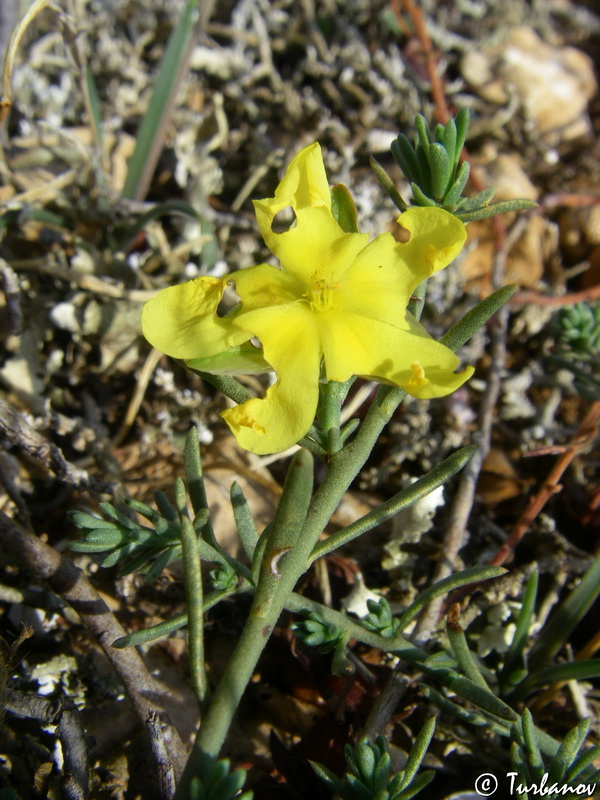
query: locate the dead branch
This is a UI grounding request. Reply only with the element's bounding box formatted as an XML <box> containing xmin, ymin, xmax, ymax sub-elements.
<box><xmin>0</xmin><ymin>511</ymin><xmax>188</xmax><ymax>794</ymax></box>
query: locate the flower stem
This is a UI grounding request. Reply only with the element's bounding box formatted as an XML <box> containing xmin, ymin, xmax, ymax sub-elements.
<box><xmin>319</xmin><ymin>380</ymin><xmax>344</xmax><ymax>455</ymax></box>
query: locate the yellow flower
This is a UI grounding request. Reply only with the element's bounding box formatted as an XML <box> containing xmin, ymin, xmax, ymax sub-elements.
<box><xmin>142</xmin><ymin>143</ymin><xmax>473</xmax><ymax>455</ymax></box>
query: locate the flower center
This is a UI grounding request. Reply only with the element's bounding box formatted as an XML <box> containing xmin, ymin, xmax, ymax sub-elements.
<box><xmin>305</xmin><ymin>275</ymin><xmax>339</xmax><ymax>312</ymax></box>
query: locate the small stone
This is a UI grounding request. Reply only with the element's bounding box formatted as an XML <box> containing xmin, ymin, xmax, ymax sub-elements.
<box><xmin>462</xmin><ymin>26</ymin><xmax>597</xmax><ymax>144</ymax></box>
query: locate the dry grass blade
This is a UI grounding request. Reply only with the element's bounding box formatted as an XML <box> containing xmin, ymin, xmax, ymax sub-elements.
<box><xmin>1</xmin><ymin>0</ymin><xmax>58</xmax><ymax>132</ymax></box>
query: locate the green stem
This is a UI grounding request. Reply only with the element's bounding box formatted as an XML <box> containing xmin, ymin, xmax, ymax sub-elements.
<box><xmin>319</xmin><ymin>380</ymin><xmax>343</xmax><ymax>455</ymax></box>
<box><xmin>176</xmin><ymin>451</ymin><xmax>315</xmax><ymax>792</ymax></box>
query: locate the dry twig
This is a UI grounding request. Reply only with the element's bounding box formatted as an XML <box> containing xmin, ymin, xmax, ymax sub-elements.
<box><xmin>0</xmin><ymin>511</ymin><xmax>188</xmax><ymax>794</ymax></box>
<box><xmin>489</xmin><ymin>400</ymin><xmax>600</xmax><ymax>567</ymax></box>
<box><xmin>0</xmin><ymin>398</ymin><xmax>110</xmax><ymax>493</ymax></box>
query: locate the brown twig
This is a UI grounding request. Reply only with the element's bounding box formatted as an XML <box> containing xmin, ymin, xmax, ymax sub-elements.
<box><xmin>0</xmin><ymin>398</ymin><xmax>111</xmax><ymax>494</ymax></box>
<box><xmin>542</xmin><ymin>193</ymin><xmax>600</xmax><ymax>209</ymax></box>
<box><xmin>393</xmin><ymin>0</ymin><xmax>449</xmax><ymax>124</ymax></box>
<box><xmin>489</xmin><ymin>401</ymin><xmax>600</xmax><ymax>567</ymax></box>
<box><xmin>511</xmin><ymin>284</ymin><xmax>600</xmax><ymax>308</ymax></box>
<box><xmin>5</xmin><ymin>689</ymin><xmax>90</xmax><ymax>800</ymax></box>
<box><xmin>0</xmin><ymin>511</ymin><xmax>187</xmax><ymax>793</ymax></box>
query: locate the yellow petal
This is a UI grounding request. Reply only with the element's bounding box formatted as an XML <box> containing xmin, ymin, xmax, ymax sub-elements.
<box><xmin>320</xmin><ymin>309</ymin><xmax>473</xmax><ymax>398</ymax></box>
<box><xmin>394</xmin><ymin>206</ymin><xmax>467</xmax><ymax>293</ymax></box>
<box><xmin>253</xmin><ymin>142</ymin><xmax>331</xmax><ymax>247</ymax></box>
<box><xmin>141</xmin><ymin>276</ymin><xmax>250</xmax><ymax>359</ymax></box>
<box><xmin>257</xmin><ymin>206</ymin><xmax>369</xmax><ymax>284</ymax></box>
<box><xmin>336</xmin><ymin>231</ymin><xmax>414</xmax><ymax>327</ymax></box>
<box><xmin>221</xmin><ymin>305</ymin><xmax>321</xmax><ymax>454</ymax></box>
<box><xmin>232</xmin><ymin>263</ymin><xmax>304</xmax><ymax>311</ymax></box>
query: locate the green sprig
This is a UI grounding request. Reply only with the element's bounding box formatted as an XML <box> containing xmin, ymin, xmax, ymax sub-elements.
<box><xmin>377</xmin><ymin>108</ymin><xmax>536</xmax><ymax>221</ymax></box>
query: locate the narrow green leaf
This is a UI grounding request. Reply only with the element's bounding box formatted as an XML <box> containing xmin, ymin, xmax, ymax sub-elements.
<box><xmin>548</xmin><ymin>718</ymin><xmax>590</xmax><ymax>786</ymax></box>
<box><xmin>391</xmin><ymin>134</ymin><xmax>421</xmax><ymax>183</ymax></box>
<box><xmin>115</xmin><ymin>199</ymin><xmax>199</xmax><ymax>251</ymax></box>
<box><xmin>192</xmin><ymin>507</ymin><xmax>210</xmax><ymax>532</ymax></box>
<box><xmin>112</xmin><ymin>587</ymin><xmax>242</xmax><ymax>648</ymax></box>
<box><xmin>456</xmin><ymin>187</ymin><xmax>496</xmax><ymax>212</ymax></box>
<box><xmin>230</xmin><ymin>481</ymin><xmax>259</xmax><ymax>560</ymax></box>
<box><xmin>215</xmin><ymin>771</ymin><xmax>247</xmax><ymax>799</ymax></box>
<box><xmin>530</xmin><ymin>553</ymin><xmax>600</xmax><ymax>671</ymax></box>
<box><xmin>250</xmin><ymin>528</ymin><xmax>268</xmax><ymax>586</ymax></box>
<box><xmin>13</xmin><ymin>207</ymin><xmax>67</xmax><ymax>229</ymax></box>
<box><xmin>447</xmin><ymin>623</ymin><xmax>490</xmax><ymax>690</ymax></box>
<box><xmin>421</xmin><ymin>685</ymin><xmax>510</xmax><ymax>734</ymax></box>
<box><xmin>186</xmin><ymin>344</ymin><xmax>270</xmax><ymax>377</ymax></box>
<box><xmin>203</xmin><ymin>758</ymin><xmax>229</xmax><ymax>794</ymax></box>
<box><xmin>69</xmin><ymin>511</ymin><xmax>120</xmax><ymax>531</ymax></box>
<box><xmin>309</xmin><ymin>761</ymin><xmax>345</xmax><ymax>794</ymax></box>
<box><xmin>396</xmin><ymin>717</ymin><xmax>436</xmax><ymax>792</ymax></box>
<box><xmin>310</xmin><ymin>445</ymin><xmax>478</xmax><ymax>563</ymax></box>
<box><xmin>331</xmin><ymin>183</ymin><xmax>360</xmax><ymax>233</ymax></box>
<box><xmin>414</xmin><ymin>137</ymin><xmax>432</xmax><ymax>195</ymax></box>
<box><xmin>179</xmin><ymin>509</ymin><xmax>206</xmax><ymax>701</ymax></box>
<box><xmin>184</xmin><ymin>426</ymin><xmax>208</xmax><ymax>516</ymax></box>
<box><xmin>395</xmin><ymin>770</ymin><xmax>435</xmax><ymax>800</ymax></box>
<box><xmin>444</xmin><ymin>675</ymin><xmax>518</xmax><ymax>721</ymax></box>
<box><xmin>113</xmin><ymin>612</ymin><xmax>188</xmax><ymax>648</ymax></box>
<box><xmin>501</xmin><ymin>570</ymin><xmax>538</xmax><ymax>686</ymax></box>
<box><xmin>78</xmin><ymin>529</ymin><xmax>126</xmax><ymax>547</ymax></box>
<box><xmin>410</xmin><ymin>182</ymin><xmax>437</xmax><ymax>207</ymax></box>
<box><xmin>565</xmin><ymin>745</ymin><xmax>600</xmax><ymax>783</ymax></box>
<box><xmin>174</xmin><ymin>477</ymin><xmax>188</xmax><ymax>517</ymax></box>
<box><xmin>68</xmin><ymin>540</ymin><xmax>120</xmax><ymax>554</ymax></box>
<box><xmin>124</xmin><ymin>497</ymin><xmax>158</xmax><ymax>520</ymax></box>
<box><xmin>440</xmin><ymin>284</ymin><xmax>517</xmax><ymax>353</ymax></box>
<box><xmin>344</xmin><ymin>743</ymin><xmax>360</xmax><ymax>777</ymax></box>
<box><xmin>261</xmin><ymin>451</ymin><xmax>313</xmax><ymax>558</ymax></box>
<box><xmin>456</xmin><ymin>198</ymin><xmax>536</xmax><ymax>222</ymax></box>
<box><xmin>356</xmin><ymin>739</ymin><xmax>376</xmax><ymax>784</ymax></box>
<box><xmin>145</xmin><ymin>546</ymin><xmax>182</xmax><ymax>582</ymax></box>
<box><xmin>101</xmin><ymin>549</ymin><xmax>126</xmax><ymax>569</ymax></box>
<box><xmin>442</xmin><ymin>118</ymin><xmax>457</xmax><ymax>166</ymax></box>
<box><xmin>428</xmin><ymin>142</ymin><xmax>452</xmax><ymax>202</ymax></box>
<box><xmin>117</xmin><ymin>547</ymin><xmax>156</xmax><ymax>576</ymax></box>
<box><xmin>454</xmin><ymin>108</ymin><xmax>470</xmax><ymax>171</ymax></box>
<box><xmin>99</xmin><ymin>502</ymin><xmax>138</xmax><ymax>529</ymax></box>
<box><xmin>192</xmin><ymin>371</ymin><xmax>254</xmax><ymax>405</ymax></box>
<box><xmin>515</xmin><ymin>659</ymin><xmax>600</xmax><ymax>699</ymax></box>
<box><xmin>442</xmin><ymin>160</ymin><xmax>470</xmax><ymax>208</ymax></box>
<box><xmin>340</xmin><ymin>418</ymin><xmax>360</xmax><ymax>445</ymax></box>
<box><xmin>372</xmin><ymin>749</ymin><xmax>391</xmax><ymax>792</ymax></box>
<box><xmin>345</xmin><ymin>774</ymin><xmax>372</xmax><ymax>800</ymax></box>
<box><xmin>154</xmin><ymin>489</ymin><xmax>178</xmax><ymax>522</ymax></box>
<box><xmin>121</xmin><ymin>0</ymin><xmax>201</xmax><ymax>200</ymax></box>
<box><xmin>396</xmin><ymin>566</ymin><xmax>506</xmax><ymax>633</ymax></box>
<box><xmin>521</xmin><ymin>709</ymin><xmax>544</xmax><ymax>781</ymax></box>
<box><xmin>415</xmin><ymin>115</ymin><xmax>431</xmax><ymax>148</ymax></box>
<box><xmin>510</xmin><ymin>740</ymin><xmax>530</xmax><ymax>800</ymax></box>
<box><xmin>369</xmin><ymin>156</ymin><xmax>408</xmax><ymax>213</ymax></box>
